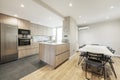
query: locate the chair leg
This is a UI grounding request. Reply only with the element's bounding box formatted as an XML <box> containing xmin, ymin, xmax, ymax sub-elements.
<box><xmin>78</xmin><ymin>56</ymin><xmax>83</xmax><ymax>65</ymax></box>
<box><xmin>78</xmin><ymin>56</ymin><xmax>81</xmax><ymax>65</ymax></box>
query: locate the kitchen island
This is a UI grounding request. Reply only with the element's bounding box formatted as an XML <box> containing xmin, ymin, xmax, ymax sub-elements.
<box><xmin>39</xmin><ymin>42</ymin><xmax>70</xmax><ymax>68</ymax></box>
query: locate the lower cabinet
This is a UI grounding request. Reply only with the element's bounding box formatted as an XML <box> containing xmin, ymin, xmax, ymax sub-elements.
<box><xmin>18</xmin><ymin>44</ymin><xmax>39</xmax><ymax>58</ymax></box>
<box><xmin>39</xmin><ymin>43</ymin><xmax>70</xmax><ymax>68</ymax></box>
<box><xmin>55</xmin><ymin>51</ymin><xmax>70</xmax><ymax>66</ymax></box>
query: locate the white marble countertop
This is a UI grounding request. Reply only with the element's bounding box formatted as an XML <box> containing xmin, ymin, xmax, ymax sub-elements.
<box><xmin>38</xmin><ymin>42</ymin><xmax>67</xmax><ymax>45</ymax></box>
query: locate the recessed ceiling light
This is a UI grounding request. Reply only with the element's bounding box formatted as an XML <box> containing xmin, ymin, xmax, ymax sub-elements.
<box><xmin>106</xmin><ymin>16</ymin><xmax>110</xmax><ymax>19</ymax></box>
<box><xmin>20</xmin><ymin>4</ymin><xmax>24</xmax><ymax>8</ymax></box>
<box><xmin>14</xmin><ymin>14</ymin><xmax>18</xmax><ymax>17</ymax></box>
<box><xmin>110</xmin><ymin>6</ymin><xmax>114</xmax><ymax>9</ymax></box>
<box><xmin>49</xmin><ymin>17</ymin><xmax>52</xmax><ymax>20</ymax></box>
<box><xmin>79</xmin><ymin>16</ymin><xmax>82</xmax><ymax>18</ymax></box>
<box><xmin>83</xmin><ymin>21</ymin><xmax>86</xmax><ymax>23</ymax></box>
<box><xmin>69</xmin><ymin>3</ymin><xmax>72</xmax><ymax>7</ymax></box>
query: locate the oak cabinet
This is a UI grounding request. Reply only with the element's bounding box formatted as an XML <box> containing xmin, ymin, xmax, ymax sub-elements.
<box><xmin>18</xmin><ymin>19</ymin><xmax>31</xmax><ymax>30</ymax></box>
<box><xmin>55</xmin><ymin>51</ymin><xmax>70</xmax><ymax>66</ymax></box>
<box><xmin>0</xmin><ymin>13</ymin><xmax>31</xmax><ymax>30</ymax></box>
<box><xmin>31</xmin><ymin>23</ymin><xmax>53</xmax><ymax>36</ymax></box>
<box><xmin>0</xmin><ymin>13</ymin><xmax>18</xmax><ymax>26</ymax></box>
<box><xmin>31</xmin><ymin>24</ymin><xmax>42</xmax><ymax>35</ymax></box>
<box><xmin>39</xmin><ymin>43</ymin><xmax>70</xmax><ymax>68</ymax></box>
<box><xmin>44</xmin><ymin>28</ymin><xmax>53</xmax><ymax>36</ymax></box>
<box><xmin>55</xmin><ymin>44</ymin><xmax>69</xmax><ymax>55</ymax></box>
<box><xmin>18</xmin><ymin>43</ymin><xmax>39</xmax><ymax>58</ymax></box>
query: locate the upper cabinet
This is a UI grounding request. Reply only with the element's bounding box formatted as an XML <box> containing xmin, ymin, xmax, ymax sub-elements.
<box><xmin>31</xmin><ymin>23</ymin><xmax>53</xmax><ymax>36</ymax></box>
<box><xmin>44</xmin><ymin>27</ymin><xmax>53</xmax><ymax>36</ymax></box>
<box><xmin>0</xmin><ymin>13</ymin><xmax>18</xmax><ymax>26</ymax></box>
<box><xmin>0</xmin><ymin>13</ymin><xmax>31</xmax><ymax>30</ymax></box>
<box><xmin>31</xmin><ymin>24</ymin><xmax>42</xmax><ymax>35</ymax></box>
<box><xmin>17</xmin><ymin>19</ymin><xmax>31</xmax><ymax>30</ymax></box>
<box><xmin>0</xmin><ymin>13</ymin><xmax>53</xmax><ymax>36</ymax></box>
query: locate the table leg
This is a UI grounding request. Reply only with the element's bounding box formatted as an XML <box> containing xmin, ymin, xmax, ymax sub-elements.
<box><xmin>109</xmin><ymin>61</ymin><xmax>117</xmax><ymax>78</ymax></box>
<box><xmin>103</xmin><ymin>66</ymin><xmax>107</xmax><ymax>80</ymax></box>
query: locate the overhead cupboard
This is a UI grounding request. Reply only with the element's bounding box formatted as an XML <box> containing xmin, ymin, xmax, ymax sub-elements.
<box><xmin>30</xmin><ymin>23</ymin><xmax>53</xmax><ymax>36</ymax></box>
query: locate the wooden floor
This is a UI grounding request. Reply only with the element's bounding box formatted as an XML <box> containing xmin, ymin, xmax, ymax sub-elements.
<box><xmin>20</xmin><ymin>52</ymin><xmax>120</xmax><ymax>80</ymax></box>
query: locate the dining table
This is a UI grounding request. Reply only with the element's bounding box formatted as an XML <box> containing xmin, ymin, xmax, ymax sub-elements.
<box><xmin>79</xmin><ymin>45</ymin><xmax>117</xmax><ymax>56</ymax></box>
<box><xmin>79</xmin><ymin>44</ymin><xmax>118</xmax><ymax>78</ymax></box>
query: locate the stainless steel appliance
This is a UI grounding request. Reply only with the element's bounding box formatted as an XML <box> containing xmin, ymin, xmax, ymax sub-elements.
<box><xmin>0</xmin><ymin>23</ymin><xmax>18</xmax><ymax>64</ymax></box>
<box><xmin>18</xmin><ymin>29</ymin><xmax>31</xmax><ymax>46</ymax></box>
<box><xmin>18</xmin><ymin>29</ymin><xmax>30</xmax><ymax>35</ymax></box>
<box><xmin>18</xmin><ymin>38</ymin><xmax>31</xmax><ymax>46</ymax></box>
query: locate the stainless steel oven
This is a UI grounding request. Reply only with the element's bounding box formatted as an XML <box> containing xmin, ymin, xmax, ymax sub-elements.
<box><xmin>18</xmin><ymin>29</ymin><xmax>31</xmax><ymax>46</ymax></box>
<box><xmin>18</xmin><ymin>29</ymin><xmax>30</xmax><ymax>35</ymax></box>
<box><xmin>18</xmin><ymin>38</ymin><xmax>31</xmax><ymax>46</ymax></box>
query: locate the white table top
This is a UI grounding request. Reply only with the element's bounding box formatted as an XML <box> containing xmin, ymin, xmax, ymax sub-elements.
<box><xmin>79</xmin><ymin>45</ymin><xmax>114</xmax><ymax>56</ymax></box>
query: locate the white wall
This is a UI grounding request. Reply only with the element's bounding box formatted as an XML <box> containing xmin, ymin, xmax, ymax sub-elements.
<box><xmin>78</xmin><ymin>19</ymin><xmax>120</xmax><ymax>54</ymax></box>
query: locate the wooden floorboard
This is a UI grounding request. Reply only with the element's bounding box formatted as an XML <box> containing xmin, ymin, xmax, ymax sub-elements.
<box><xmin>20</xmin><ymin>52</ymin><xmax>119</xmax><ymax>80</ymax></box>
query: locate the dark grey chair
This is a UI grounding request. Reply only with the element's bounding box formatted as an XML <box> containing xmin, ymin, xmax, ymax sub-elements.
<box><xmin>79</xmin><ymin>44</ymin><xmax>86</xmax><ymax>49</ymax></box>
<box><xmin>107</xmin><ymin>47</ymin><xmax>115</xmax><ymax>54</ymax></box>
<box><xmin>84</xmin><ymin>52</ymin><xmax>108</xmax><ymax>80</ymax></box>
<box><xmin>78</xmin><ymin>52</ymin><xmax>87</xmax><ymax>65</ymax></box>
<box><xmin>78</xmin><ymin>44</ymin><xmax>86</xmax><ymax>65</ymax></box>
<box><xmin>91</xmin><ymin>44</ymin><xmax>100</xmax><ymax>45</ymax></box>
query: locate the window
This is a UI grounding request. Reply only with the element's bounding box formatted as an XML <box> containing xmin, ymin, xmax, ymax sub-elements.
<box><xmin>56</xmin><ymin>28</ymin><xmax>62</xmax><ymax>42</ymax></box>
<box><xmin>52</xmin><ymin>27</ymin><xmax>62</xmax><ymax>42</ymax></box>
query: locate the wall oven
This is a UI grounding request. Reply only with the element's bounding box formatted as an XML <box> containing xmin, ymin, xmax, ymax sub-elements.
<box><xmin>18</xmin><ymin>29</ymin><xmax>30</xmax><ymax>35</ymax></box>
<box><xmin>18</xmin><ymin>29</ymin><xmax>31</xmax><ymax>46</ymax></box>
<box><xmin>18</xmin><ymin>38</ymin><xmax>31</xmax><ymax>46</ymax></box>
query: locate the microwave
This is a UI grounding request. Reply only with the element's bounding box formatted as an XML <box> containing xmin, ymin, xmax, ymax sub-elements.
<box><xmin>18</xmin><ymin>29</ymin><xmax>30</xmax><ymax>35</ymax></box>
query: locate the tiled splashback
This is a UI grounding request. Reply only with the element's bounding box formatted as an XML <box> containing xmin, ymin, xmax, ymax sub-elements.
<box><xmin>32</xmin><ymin>35</ymin><xmax>51</xmax><ymax>42</ymax></box>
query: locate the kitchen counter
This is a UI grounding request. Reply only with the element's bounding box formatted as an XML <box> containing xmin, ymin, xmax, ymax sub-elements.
<box><xmin>38</xmin><ymin>42</ymin><xmax>66</xmax><ymax>45</ymax></box>
<box><xmin>39</xmin><ymin>42</ymin><xmax>70</xmax><ymax>68</ymax></box>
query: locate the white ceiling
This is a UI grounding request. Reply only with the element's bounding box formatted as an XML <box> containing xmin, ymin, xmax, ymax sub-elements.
<box><xmin>41</xmin><ymin>0</ymin><xmax>120</xmax><ymax>26</ymax></box>
<box><xmin>1</xmin><ymin>0</ymin><xmax>120</xmax><ymax>27</ymax></box>
<box><xmin>0</xmin><ymin>0</ymin><xmax>63</xmax><ymax>27</ymax></box>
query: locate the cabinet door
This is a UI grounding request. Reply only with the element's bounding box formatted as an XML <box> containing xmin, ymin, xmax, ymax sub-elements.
<box><xmin>0</xmin><ymin>13</ymin><xmax>18</xmax><ymax>26</ymax></box>
<box><xmin>43</xmin><ymin>27</ymin><xmax>53</xmax><ymax>36</ymax></box>
<box><xmin>18</xmin><ymin>49</ymin><xmax>26</xmax><ymax>58</ymax></box>
<box><xmin>18</xmin><ymin>45</ymin><xmax>39</xmax><ymax>58</ymax></box>
<box><xmin>47</xmin><ymin>28</ymin><xmax>53</xmax><ymax>36</ymax></box>
<box><xmin>39</xmin><ymin>44</ymin><xmax>45</xmax><ymax>60</ymax></box>
<box><xmin>38</xmin><ymin>26</ymin><xmax>44</xmax><ymax>35</ymax></box>
<box><xmin>30</xmin><ymin>24</ymin><xmax>35</xmax><ymax>35</ymax></box>
<box><xmin>56</xmin><ymin>44</ymin><xmax>70</xmax><ymax>55</ymax></box>
<box><xmin>55</xmin><ymin>51</ymin><xmax>69</xmax><ymax>66</ymax></box>
<box><xmin>18</xmin><ymin>19</ymin><xmax>31</xmax><ymax>30</ymax></box>
<box><xmin>31</xmin><ymin>47</ymin><xmax>39</xmax><ymax>54</ymax></box>
<box><xmin>31</xmin><ymin>24</ymin><xmax>43</xmax><ymax>35</ymax></box>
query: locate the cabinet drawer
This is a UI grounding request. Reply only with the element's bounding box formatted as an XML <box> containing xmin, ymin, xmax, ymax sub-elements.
<box><xmin>55</xmin><ymin>44</ymin><xmax>69</xmax><ymax>55</ymax></box>
<box><xmin>18</xmin><ymin>49</ymin><xmax>26</xmax><ymax>58</ymax></box>
<box><xmin>31</xmin><ymin>47</ymin><xmax>39</xmax><ymax>54</ymax></box>
<box><xmin>18</xmin><ymin>46</ymin><xmax>31</xmax><ymax>50</ymax></box>
<box><xmin>55</xmin><ymin>51</ymin><xmax>70</xmax><ymax>66</ymax></box>
<box><xmin>18</xmin><ymin>47</ymin><xmax>39</xmax><ymax>58</ymax></box>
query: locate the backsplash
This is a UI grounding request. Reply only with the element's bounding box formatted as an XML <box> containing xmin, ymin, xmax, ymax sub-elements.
<box><xmin>32</xmin><ymin>35</ymin><xmax>52</xmax><ymax>42</ymax></box>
